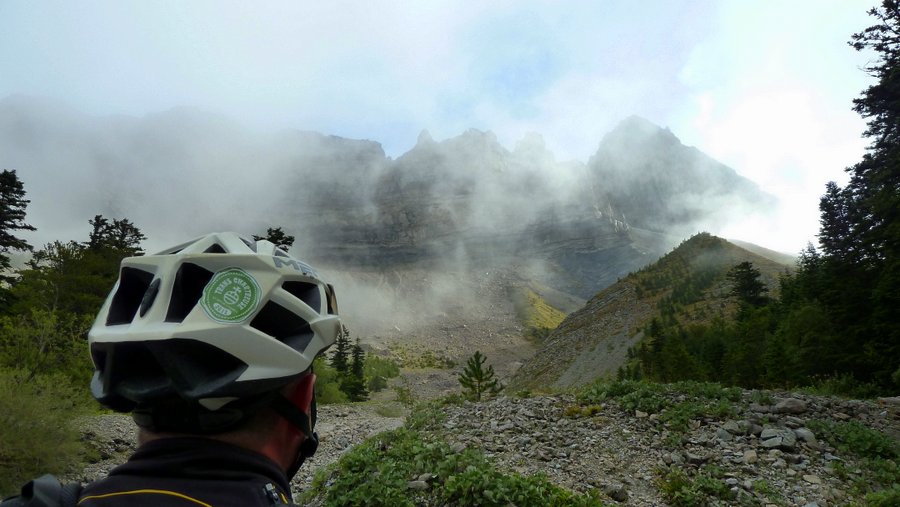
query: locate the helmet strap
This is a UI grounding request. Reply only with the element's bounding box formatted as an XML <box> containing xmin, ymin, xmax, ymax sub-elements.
<box><xmin>269</xmin><ymin>373</ymin><xmax>318</xmax><ymax>480</ymax></box>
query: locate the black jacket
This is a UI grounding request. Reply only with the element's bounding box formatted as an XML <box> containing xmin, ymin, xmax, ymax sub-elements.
<box><xmin>77</xmin><ymin>437</ymin><xmax>296</xmax><ymax>506</ymax></box>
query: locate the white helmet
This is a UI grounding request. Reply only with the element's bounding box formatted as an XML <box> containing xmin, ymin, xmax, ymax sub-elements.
<box><xmin>88</xmin><ymin>232</ymin><xmax>341</xmax><ymax>431</ymax></box>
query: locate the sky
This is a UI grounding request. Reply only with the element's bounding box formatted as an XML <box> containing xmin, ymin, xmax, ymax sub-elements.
<box><xmin>0</xmin><ymin>0</ymin><xmax>878</xmax><ymax>254</ymax></box>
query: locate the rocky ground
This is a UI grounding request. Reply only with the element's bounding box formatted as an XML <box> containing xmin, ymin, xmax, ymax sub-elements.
<box><xmin>64</xmin><ymin>404</ymin><xmax>405</xmax><ymax>496</ymax></box>
<box><xmin>68</xmin><ymin>388</ymin><xmax>899</xmax><ymax>506</ymax></box>
<box><xmin>428</xmin><ymin>392</ymin><xmax>900</xmax><ymax>506</ymax></box>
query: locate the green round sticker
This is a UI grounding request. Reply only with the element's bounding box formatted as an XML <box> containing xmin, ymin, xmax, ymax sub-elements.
<box><xmin>200</xmin><ymin>268</ymin><xmax>261</xmax><ymax>323</ymax></box>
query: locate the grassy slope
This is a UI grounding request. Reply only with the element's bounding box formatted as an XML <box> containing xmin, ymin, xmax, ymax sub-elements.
<box><xmin>509</xmin><ymin>233</ymin><xmax>793</xmax><ymax>391</ymax></box>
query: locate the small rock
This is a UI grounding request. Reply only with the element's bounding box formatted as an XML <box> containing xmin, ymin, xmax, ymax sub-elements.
<box><xmin>803</xmin><ymin>474</ymin><xmax>823</xmax><ymax>485</ymax></box>
<box><xmin>417</xmin><ymin>473</ymin><xmax>433</xmax><ymax>482</ymax></box>
<box><xmin>774</xmin><ymin>398</ymin><xmax>808</xmax><ymax>414</ymax></box>
<box><xmin>716</xmin><ymin>428</ymin><xmax>733</xmax><ymax>441</ymax></box>
<box><xmin>749</xmin><ymin>403</ymin><xmax>771</xmax><ymax>413</ymax></box>
<box><xmin>743</xmin><ymin>450</ymin><xmax>758</xmax><ymax>464</ymax></box>
<box><xmin>602</xmin><ymin>483</ymin><xmax>628</xmax><ymax>502</ymax></box>
<box><xmin>407</xmin><ymin>480</ymin><xmax>429</xmax><ymax>491</ymax></box>
<box><xmin>686</xmin><ymin>452</ymin><xmax>708</xmax><ymax>464</ymax></box>
<box><xmin>635</xmin><ymin>410</ymin><xmax>648</xmax><ymax>418</ymax></box>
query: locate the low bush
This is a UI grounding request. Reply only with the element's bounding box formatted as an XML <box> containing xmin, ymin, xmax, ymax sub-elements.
<box><xmin>301</xmin><ymin>424</ymin><xmax>607</xmax><ymax>507</ymax></box>
<box><xmin>0</xmin><ymin>368</ymin><xmax>93</xmax><ymax>496</ymax></box>
<box><xmin>806</xmin><ymin>419</ymin><xmax>897</xmax><ymax>460</ymax></box>
<box><xmin>658</xmin><ymin>466</ymin><xmax>733</xmax><ymax>507</ymax></box>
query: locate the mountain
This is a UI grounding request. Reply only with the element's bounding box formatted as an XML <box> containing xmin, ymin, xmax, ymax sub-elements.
<box><xmin>588</xmin><ymin>116</ymin><xmax>774</xmax><ymax>235</ymax></box>
<box><xmin>0</xmin><ymin>95</ymin><xmax>775</xmax><ymax>344</ymax></box>
<box><xmin>510</xmin><ymin>233</ymin><xmax>793</xmax><ymax>390</ymax></box>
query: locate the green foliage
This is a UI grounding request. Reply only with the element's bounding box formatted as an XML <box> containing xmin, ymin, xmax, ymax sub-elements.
<box><xmin>301</xmin><ymin>417</ymin><xmax>606</xmax><ymax>507</ymax></box>
<box><xmin>579</xmin><ymin>380</ymin><xmax>740</xmax><ymax>433</ymax></box>
<box><xmin>0</xmin><ymin>169</ymin><xmax>35</xmax><ymax>284</ymax></box>
<box><xmin>658</xmin><ymin>466</ymin><xmax>733</xmax><ymax>507</ymax></box>
<box><xmin>458</xmin><ymin>351</ymin><xmax>502</xmax><ymax>401</ymax></box>
<box><xmin>364</xmin><ymin>354</ymin><xmax>400</xmax><ymax>392</ymax></box>
<box><xmin>252</xmin><ymin>226</ymin><xmax>295</xmax><ymax>248</ymax></box>
<box><xmin>866</xmin><ymin>484</ymin><xmax>900</xmax><ymax>506</ymax></box>
<box><xmin>392</xmin><ymin>378</ymin><xmax>417</xmax><ymax>408</ymax></box>
<box><xmin>799</xmin><ymin>374</ymin><xmax>884</xmax><ymax>399</ymax></box>
<box><xmin>330</xmin><ymin>326</ymin><xmax>351</xmax><ymax>374</ymax></box>
<box><xmin>86</xmin><ymin>215</ymin><xmax>146</xmax><ymax>256</ymax></box>
<box><xmin>563</xmin><ymin>404</ymin><xmax>602</xmax><ymax>418</ymax></box>
<box><xmin>514</xmin><ymin>288</ymin><xmax>566</xmax><ymax>341</ymax></box>
<box><xmin>0</xmin><ymin>309</ymin><xmax>93</xmax><ymax>386</ymax></box>
<box><xmin>340</xmin><ymin>338</ymin><xmax>369</xmax><ymax>402</ymax></box>
<box><xmin>388</xmin><ymin>344</ymin><xmax>456</xmax><ymax>369</ymax></box>
<box><xmin>0</xmin><ymin>368</ymin><xmax>93</xmax><ymax>496</ymax></box>
<box><xmin>325</xmin><ymin>328</ymin><xmax>372</xmax><ymax>402</ymax></box>
<box><xmin>313</xmin><ymin>357</ymin><xmax>348</xmax><ymax>404</ymax></box>
<box><xmin>727</xmin><ymin>261</ymin><xmax>769</xmax><ymax>309</ymax></box>
<box><xmin>806</xmin><ymin>419</ymin><xmax>897</xmax><ymax>460</ymax></box>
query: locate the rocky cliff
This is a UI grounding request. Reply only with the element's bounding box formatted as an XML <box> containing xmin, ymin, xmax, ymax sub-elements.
<box><xmin>1</xmin><ymin>96</ymin><xmax>773</xmax><ymax>299</ymax></box>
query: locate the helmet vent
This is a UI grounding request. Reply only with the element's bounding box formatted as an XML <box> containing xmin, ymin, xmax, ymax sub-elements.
<box><xmin>148</xmin><ymin>339</ymin><xmax>248</xmax><ymax>398</ymax></box>
<box><xmin>241</xmin><ymin>237</ymin><xmax>257</xmax><ymax>251</ymax></box>
<box><xmin>107</xmin><ymin>268</ymin><xmax>155</xmax><ymax>325</ymax></box>
<box><xmin>282</xmin><ymin>281</ymin><xmax>321</xmax><ymax>312</ymax></box>
<box><xmin>250</xmin><ymin>302</ymin><xmax>314</xmax><ymax>352</ymax></box>
<box><xmin>325</xmin><ymin>284</ymin><xmax>338</xmax><ymax>315</ymax></box>
<box><xmin>166</xmin><ymin>263</ymin><xmax>214</xmax><ymax>323</ymax></box>
<box><xmin>139</xmin><ymin>278</ymin><xmax>162</xmax><ymax>317</ymax></box>
<box><xmin>204</xmin><ymin>244</ymin><xmax>226</xmax><ymax>254</ymax></box>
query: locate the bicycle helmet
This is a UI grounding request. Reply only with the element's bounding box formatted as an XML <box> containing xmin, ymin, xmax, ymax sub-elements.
<box><xmin>88</xmin><ymin>231</ymin><xmax>341</xmax><ymax>433</ymax></box>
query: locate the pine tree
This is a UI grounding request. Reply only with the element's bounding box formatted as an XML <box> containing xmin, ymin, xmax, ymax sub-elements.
<box><xmin>87</xmin><ymin>215</ymin><xmax>146</xmax><ymax>256</ymax></box>
<box><xmin>341</xmin><ymin>338</ymin><xmax>369</xmax><ymax>402</ymax></box>
<box><xmin>458</xmin><ymin>351</ymin><xmax>502</xmax><ymax>401</ymax></box>
<box><xmin>253</xmin><ymin>227</ymin><xmax>295</xmax><ymax>248</ymax></box>
<box><xmin>330</xmin><ymin>325</ymin><xmax>351</xmax><ymax>375</ymax></box>
<box><xmin>0</xmin><ymin>170</ymin><xmax>36</xmax><ymax>282</ymax></box>
<box><xmin>727</xmin><ymin>262</ymin><xmax>768</xmax><ymax>309</ymax></box>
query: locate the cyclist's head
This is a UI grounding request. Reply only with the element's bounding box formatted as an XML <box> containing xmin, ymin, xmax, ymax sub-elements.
<box><xmin>87</xmin><ymin>231</ymin><xmax>340</xmax><ymax>440</ymax></box>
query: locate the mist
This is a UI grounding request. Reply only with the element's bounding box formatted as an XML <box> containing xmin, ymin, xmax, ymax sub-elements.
<box><xmin>0</xmin><ymin>96</ymin><xmax>779</xmax><ymax>342</ymax></box>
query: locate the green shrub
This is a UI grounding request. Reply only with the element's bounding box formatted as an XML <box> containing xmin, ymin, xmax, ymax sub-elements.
<box><xmin>579</xmin><ymin>380</ymin><xmax>740</xmax><ymax>433</ymax></box>
<box><xmin>799</xmin><ymin>374</ymin><xmax>883</xmax><ymax>399</ymax></box>
<box><xmin>0</xmin><ymin>368</ymin><xmax>92</xmax><ymax>496</ymax></box>
<box><xmin>806</xmin><ymin>420</ymin><xmax>897</xmax><ymax>459</ymax></box>
<box><xmin>866</xmin><ymin>484</ymin><xmax>900</xmax><ymax>506</ymax></box>
<box><xmin>365</xmin><ymin>355</ymin><xmax>400</xmax><ymax>392</ymax></box>
<box><xmin>301</xmin><ymin>424</ymin><xmax>606</xmax><ymax>507</ymax></box>
<box><xmin>658</xmin><ymin>466</ymin><xmax>732</xmax><ymax>507</ymax></box>
<box><xmin>314</xmin><ymin>357</ymin><xmax>348</xmax><ymax>404</ymax></box>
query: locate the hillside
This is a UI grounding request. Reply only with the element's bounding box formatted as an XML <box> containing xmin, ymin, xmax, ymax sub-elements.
<box><xmin>510</xmin><ymin>234</ymin><xmax>792</xmax><ymax>391</ymax></box>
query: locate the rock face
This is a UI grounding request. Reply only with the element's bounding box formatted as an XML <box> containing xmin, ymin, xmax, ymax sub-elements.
<box><xmin>1</xmin><ymin>97</ymin><xmax>770</xmax><ymax>299</ymax></box>
<box><xmin>588</xmin><ymin>116</ymin><xmax>773</xmax><ymax>235</ymax></box>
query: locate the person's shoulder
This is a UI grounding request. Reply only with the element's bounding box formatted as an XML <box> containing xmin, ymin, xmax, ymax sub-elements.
<box><xmin>1</xmin><ymin>475</ymin><xmax>82</xmax><ymax>507</ymax></box>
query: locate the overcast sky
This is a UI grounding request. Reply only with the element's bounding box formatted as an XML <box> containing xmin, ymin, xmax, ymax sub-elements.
<box><xmin>0</xmin><ymin>0</ymin><xmax>878</xmax><ymax>254</ymax></box>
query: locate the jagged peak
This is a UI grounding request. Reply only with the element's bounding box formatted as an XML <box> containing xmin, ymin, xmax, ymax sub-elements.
<box><xmin>416</xmin><ymin>129</ymin><xmax>435</xmax><ymax>145</ymax></box>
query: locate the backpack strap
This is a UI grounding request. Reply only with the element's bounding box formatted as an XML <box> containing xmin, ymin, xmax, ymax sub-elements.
<box><xmin>1</xmin><ymin>475</ymin><xmax>82</xmax><ymax>507</ymax></box>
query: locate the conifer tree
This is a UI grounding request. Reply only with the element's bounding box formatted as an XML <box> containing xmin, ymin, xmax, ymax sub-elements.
<box><xmin>341</xmin><ymin>338</ymin><xmax>369</xmax><ymax>402</ymax></box>
<box><xmin>458</xmin><ymin>351</ymin><xmax>502</xmax><ymax>401</ymax></box>
<box><xmin>253</xmin><ymin>227</ymin><xmax>295</xmax><ymax>248</ymax></box>
<box><xmin>330</xmin><ymin>325</ymin><xmax>351</xmax><ymax>375</ymax></box>
<box><xmin>727</xmin><ymin>262</ymin><xmax>768</xmax><ymax>309</ymax></box>
<box><xmin>0</xmin><ymin>170</ymin><xmax>35</xmax><ymax>283</ymax></box>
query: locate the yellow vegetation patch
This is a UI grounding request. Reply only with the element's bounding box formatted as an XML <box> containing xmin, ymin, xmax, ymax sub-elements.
<box><xmin>516</xmin><ymin>288</ymin><xmax>566</xmax><ymax>333</ymax></box>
